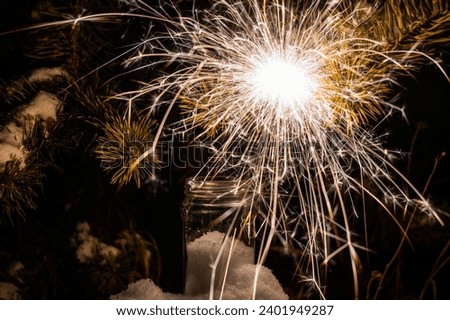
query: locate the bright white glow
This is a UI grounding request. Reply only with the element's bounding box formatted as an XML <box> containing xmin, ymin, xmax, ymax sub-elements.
<box><xmin>246</xmin><ymin>55</ymin><xmax>318</xmax><ymax>111</ymax></box>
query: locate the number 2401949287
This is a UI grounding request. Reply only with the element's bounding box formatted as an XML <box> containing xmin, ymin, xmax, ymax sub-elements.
<box><xmin>259</xmin><ymin>305</ymin><xmax>334</xmax><ymax>316</ymax></box>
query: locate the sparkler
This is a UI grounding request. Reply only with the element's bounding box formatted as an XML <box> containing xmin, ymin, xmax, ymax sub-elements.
<box><xmin>18</xmin><ymin>0</ymin><xmax>445</xmax><ymax>298</ymax></box>
<box><xmin>112</xmin><ymin>0</ymin><xmax>450</xmax><ymax>298</ymax></box>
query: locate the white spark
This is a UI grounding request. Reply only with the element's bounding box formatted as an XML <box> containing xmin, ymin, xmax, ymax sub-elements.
<box><xmin>245</xmin><ymin>53</ymin><xmax>319</xmax><ymax>114</ymax></box>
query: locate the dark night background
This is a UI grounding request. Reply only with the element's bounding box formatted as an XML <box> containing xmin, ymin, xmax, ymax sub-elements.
<box><xmin>0</xmin><ymin>0</ymin><xmax>449</xmax><ymax>299</ymax></box>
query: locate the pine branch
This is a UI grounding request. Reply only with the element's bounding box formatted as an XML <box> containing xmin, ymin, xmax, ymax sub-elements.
<box><xmin>0</xmin><ymin>159</ymin><xmax>43</xmax><ymax>223</ymax></box>
<box><xmin>25</xmin><ymin>0</ymin><xmax>130</xmax><ymax>76</ymax></box>
<box><xmin>371</xmin><ymin>0</ymin><xmax>450</xmax><ymax>53</ymax></box>
<box><xmin>95</xmin><ymin>113</ymin><xmax>159</xmax><ymax>189</ymax></box>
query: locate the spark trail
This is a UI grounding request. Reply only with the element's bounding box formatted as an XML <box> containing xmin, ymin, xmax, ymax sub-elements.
<box><xmin>114</xmin><ymin>0</ymin><xmax>449</xmax><ymax>298</ymax></box>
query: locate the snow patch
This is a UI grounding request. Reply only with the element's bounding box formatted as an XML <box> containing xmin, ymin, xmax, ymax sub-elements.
<box><xmin>28</xmin><ymin>67</ymin><xmax>66</xmax><ymax>83</ymax></box>
<box><xmin>111</xmin><ymin>231</ymin><xmax>288</xmax><ymax>300</ymax></box>
<box><xmin>7</xmin><ymin>261</ymin><xmax>25</xmax><ymax>284</ymax></box>
<box><xmin>19</xmin><ymin>91</ymin><xmax>59</xmax><ymax>120</ymax></box>
<box><xmin>0</xmin><ymin>282</ymin><xmax>21</xmax><ymax>300</ymax></box>
<box><xmin>72</xmin><ymin>222</ymin><xmax>121</xmax><ymax>263</ymax></box>
<box><xmin>0</xmin><ymin>89</ymin><xmax>60</xmax><ymax>171</ymax></box>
